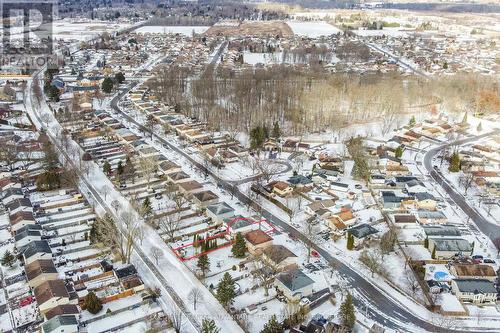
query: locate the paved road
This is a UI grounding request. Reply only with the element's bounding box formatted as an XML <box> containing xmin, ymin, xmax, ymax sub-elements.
<box><xmin>111</xmin><ymin>85</ymin><xmax>498</xmax><ymax>333</ymax></box>
<box><xmin>423</xmin><ymin>130</ymin><xmax>500</xmax><ymax>243</ymax></box>
<box><xmin>26</xmin><ymin>72</ymin><xmax>203</xmax><ymax>333</ymax></box>
<box><xmin>367</xmin><ymin>43</ymin><xmax>429</xmax><ymax>78</ymax></box>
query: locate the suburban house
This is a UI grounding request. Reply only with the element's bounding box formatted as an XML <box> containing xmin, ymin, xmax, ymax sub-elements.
<box><xmin>206</xmin><ymin>202</ymin><xmax>235</xmax><ymax>224</ymax></box>
<box><xmin>305</xmin><ymin>199</ymin><xmax>336</xmax><ymax>216</ymax></box>
<box><xmin>381</xmin><ymin>192</ymin><xmax>404</xmax><ymax>210</ymax></box>
<box><xmin>1</xmin><ymin>187</ymin><xmax>24</xmax><ymax>205</ymax></box>
<box><xmin>288</xmin><ymin>175</ymin><xmax>313</xmax><ymax>188</ymax></box>
<box><xmin>450</xmin><ymin>264</ymin><xmax>497</xmax><ymax>282</ymax></box>
<box><xmin>405</xmin><ymin>180</ymin><xmax>427</xmax><ymax>193</ymax></box>
<box><xmin>370</xmin><ymin>174</ymin><xmax>386</xmax><ymax>185</ymax></box>
<box><xmin>418</xmin><ymin>210</ymin><xmax>448</xmax><ymax>224</ymax></box>
<box><xmin>34</xmin><ymin>279</ymin><xmax>72</xmax><ymax>314</ymax></box>
<box><xmin>191</xmin><ymin>190</ymin><xmax>219</xmax><ymax>208</ymax></box>
<box><xmin>167</xmin><ymin>171</ymin><xmax>191</xmax><ymax>184</ymax></box>
<box><xmin>451</xmin><ymin>279</ymin><xmax>497</xmax><ymax>304</ymax></box>
<box><xmin>385</xmin><ymin>165</ymin><xmax>411</xmax><ymax>176</ymax></box>
<box><xmin>415</xmin><ymin>193</ymin><xmax>438</xmax><ymax>211</ymax></box>
<box><xmin>393</xmin><ymin>214</ymin><xmax>417</xmax><ymax>228</ymax></box>
<box><xmin>178</xmin><ymin>180</ymin><xmax>204</xmax><ymax>194</ymax></box>
<box><xmin>23</xmin><ymin>240</ymin><xmax>53</xmax><ymax>265</ymax></box>
<box><xmin>330</xmin><ymin>182</ymin><xmax>349</xmax><ymax>192</ymax></box>
<box><xmin>330</xmin><ymin>208</ymin><xmax>355</xmax><ymax>226</ymax></box>
<box><xmin>423</xmin><ymin>225</ymin><xmax>461</xmax><ymax>238</ymax></box>
<box><xmin>275</xmin><ymin>268</ymin><xmax>314</xmax><ymax>301</ymax></box>
<box><xmin>158</xmin><ymin>160</ymin><xmax>182</xmax><ymax>175</ymax></box>
<box><xmin>44</xmin><ymin>304</ymin><xmax>80</xmax><ymax>321</ymax></box>
<box><xmin>25</xmin><ymin>259</ymin><xmax>59</xmax><ymax>288</ymax></box>
<box><xmin>347</xmin><ymin>224</ymin><xmax>379</xmax><ymax>247</ymax></box>
<box><xmin>262</xmin><ymin>245</ymin><xmax>298</xmax><ymax>271</ymax></box>
<box><xmin>15</xmin><ymin>228</ymin><xmax>42</xmax><ymax>250</ymax></box>
<box><xmin>6</xmin><ymin>198</ymin><xmax>32</xmax><ymax>215</ymax></box>
<box><xmin>269</xmin><ymin>181</ymin><xmax>293</xmax><ymax>197</ymax></box>
<box><xmin>427</xmin><ymin>238</ymin><xmax>473</xmax><ymax>259</ymax></box>
<box><xmin>244</xmin><ymin>229</ymin><xmax>273</xmax><ymax>255</ymax></box>
<box><xmin>10</xmin><ymin>211</ymin><xmax>36</xmax><ymax>233</ymax></box>
<box><xmin>41</xmin><ymin>315</ymin><xmax>78</xmax><ymax>333</ymax></box>
<box><xmin>225</xmin><ymin>216</ymin><xmax>259</xmax><ymax>235</ymax></box>
<box><xmin>326</xmin><ymin>216</ymin><xmax>347</xmax><ymax>233</ymax></box>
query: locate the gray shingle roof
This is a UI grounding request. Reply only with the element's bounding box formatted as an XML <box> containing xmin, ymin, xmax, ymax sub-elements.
<box><xmin>454</xmin><ymin>279</ymin><xmax>496</xmax><ymax>294</ymax></box>
<box><xmin>348</xmin><ymin>224</ymin><xmax>379</xmax><ymax>239</ymax></box>
<box><xmin>23</xmin><ymin>240</ymin><xmax>52</xmax><ymax>259</ymax></box>
<box><xmin>206</xmin><ymin>202</ymin><xmax>234</xmax><ymax>216</ymax></box>
<box><xmin>42</xmin><ymin>315</ymin><xmax>78</xmax><ymax>333</ymax></box>
<box><xmin>276</xmin><ymin>269</ymin><xmax>314</xmax><ymax>292</ymax></box>
<box><xmin>431</xmin><ymin>238</ymin><xmax>472</xmax><ymax>252</ymax></box>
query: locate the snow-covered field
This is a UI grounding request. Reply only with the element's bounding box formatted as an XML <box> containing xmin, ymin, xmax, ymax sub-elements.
<box><xmin>286</xmin><ymin>21</ymin><xmax>341</xmax><ymax>37</ymax></box>
<box><xmin>52</xmin><ymin>20</ymin><xmax>131</xmax><ymax>41</ymax></box>
<box><xmin>353</xmin><ymin>28</ymin><xmax>409</xmax><ymax>37</ymax></box>
<box><xmin>134</xmin><ymin>25</ymin><xmax>210</xmax><ymax>36</ymax></box>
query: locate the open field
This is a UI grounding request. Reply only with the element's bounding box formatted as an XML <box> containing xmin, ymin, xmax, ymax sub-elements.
<box><xmin>204</xmin><ymin>20</ymin><xmax>293</xmax><ymax>37</ymax></box>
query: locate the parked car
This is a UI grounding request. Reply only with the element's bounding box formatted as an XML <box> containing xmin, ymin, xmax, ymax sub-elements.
<box><xmin>299</xmin><ymin>297</ymin><xmax>311</xmax><ymax>306</ymax></box>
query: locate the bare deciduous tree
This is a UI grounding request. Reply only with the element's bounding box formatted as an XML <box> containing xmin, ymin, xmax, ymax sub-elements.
<box><xmin>459</xmin><ymin>173</ymin><xmax>475</xmax><ymax>195</ymax></box>
<box><xmin>404</xmin><ymin>267</ymin><xmax>420</xmax><ymax>297</ymax></box>
<box><xmin>169</xmin><ymin>307</ymin><xmax>185</xmax><ymax>333</ymax></box>
<box><xmin>120</xmin><ymin>211</ymin><xmax>142</xmax><ymax>264</ymax></box>
<box><xmin>151</xmin><ymin>245</ymin><xmax>163</xmax><ymax>265</ymax></box>
<box><xmin>158</xmin><ymin>212</ymin><xmax>182</xmax><ymax>242</ymax></box>
<box><xmin>137</xmin><ymin>155</ymin><xmax>158</xmax><ymax>188</ymax></box>
<box><xmin>111</xmin><ymin>199</ymin><xmax>120</xmax><ymax>212</ymax></box>
<box><xmin>187</xmin><ymin>287</ymin><xmax>204</xmax><ymax>311</ymax></box>
<box><xmin>252</xmin><ymin>254</ymin><xmax>277</xmax><ymax>297</ymax></box>
<box><xmin>359</xmin><ymin>249</ymin><xmax>387</xmax><ymax>278</ymax></box>
<box><xmin>101</xmin><ymin>185</ymin><xmax>110</xmax><ymax>201</ymax></box>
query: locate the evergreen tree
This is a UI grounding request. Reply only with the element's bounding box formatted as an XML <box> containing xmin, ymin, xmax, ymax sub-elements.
<box><xmin>461</xmin><ymin>112</ymin><xmax>468</xmax><ymax>124</ymax></box>
<box><xmin>408</xmin><ymin>115</ymin><xmax>416</xmax><ymax>127</ymax></box>
<box><xmin>431</xmin><ymin>247</ymin><xmax>436</xmax><ymax>259</ymax></box>
<box><xmin>272</xmin><ymin>121</ymin><xmax>281</xmax><ymax>139</ymax></box>
<box><xmin>395</xmin><ymin>146</ymin><xmax>403</xmax><ymax>159</ymax></box>
<box><xmin>1</xmin><ymin>250</ymin><xmax>15</xmax><ymax>267</ymax></box>
<box><xmin>114</xmin><ymin>72</ymin><xmax>125</xmax><ymax>84</ymax></box>
<box><xmin>216</xmin><ymin>272</ymin><xmax>235</xmax><ymax>308</ymax></box>
<box><xmin>339</xmin><ymin>293</ymin><xmax>356</xmax><ymax>328</ymax></box>
<box><xmin>197</xmin><ymin>254</ymin><xmax>210</xmax><ymax>276</ymax></box>
<box><xmin>260</xmin><ymin>315</ymin><xmax>283</xmax><ymax>333</ymax></box>
<box><xmin>201</xmin><ymin>319</ymin><xmax>220</xmax><ymax>333</ymax></box>
<box><xmin>116</xmin><ymin>160</ymin><xmax>124</xmax><ymax>176</ymax></box>
<box><xmin>448</xmin><ymin>152</ymin><xmax>461</xmax><ymax>172</ymax></box>
<box><xmin>347</xmin><ymin>233</ymin><xmax>354</xmax><ymax>250</ymax></box>
<box><xmin>101</xmin><ymin>77</ymin><xmax>114</xmax><ymax>93</ymax></box>
<box><xmin>85</xmin><ymin>291</ymin><xmax>103</xmax><ymax>314</ymax></box>
<box><xmin>103</xmin><ymin>161</ymin><xmax>112</xmax><ymax>175</ymax></box>
<box><xmin>142</xmin><ymin>197</ymin><xmax>152</xmax><ymax>217</ymax></box>
<box><xmin>262</xmin><ymin>124</ymin><xmax>269</xmax><ymax>140</ymax></box>
<box><xmin>477</xmin><ymin>122</ymin><xmax>483</xmax><ymax>132</ymax></box>
<box><xmin>231</xmin><ymin>232</ymin><xmax>247</xmax><ymax>258</ymax></box>
<box><xmin>42</xmin><ymin>141</ymin><xmax>59</xmax><ymax>171</ymax></box>
<box><xmin>47</xmin><ymin>85</ymin><xmax>61</xmax><ymax>102</ymax></box>
<box><xmin>250</xmin><ymin>125</ymin><xmax>266</xmax><ymax>150</ymax></box>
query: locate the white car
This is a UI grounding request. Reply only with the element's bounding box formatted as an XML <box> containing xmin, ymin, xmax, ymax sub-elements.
<box><xmin>299</xmin><ymin>297</ymin><xmax>311</xmax><ymax>306</ymax></box>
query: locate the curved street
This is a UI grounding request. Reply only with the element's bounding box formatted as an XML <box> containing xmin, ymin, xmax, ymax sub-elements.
<box><xmin>422</xmin><ymin>130</ymin><xmax>500</xmax><ymax>242</ymax></box>
<box><xmin>110</xmin><ymin>84</ymin><xmax>496</xmax><ymax>333</ymax></box>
